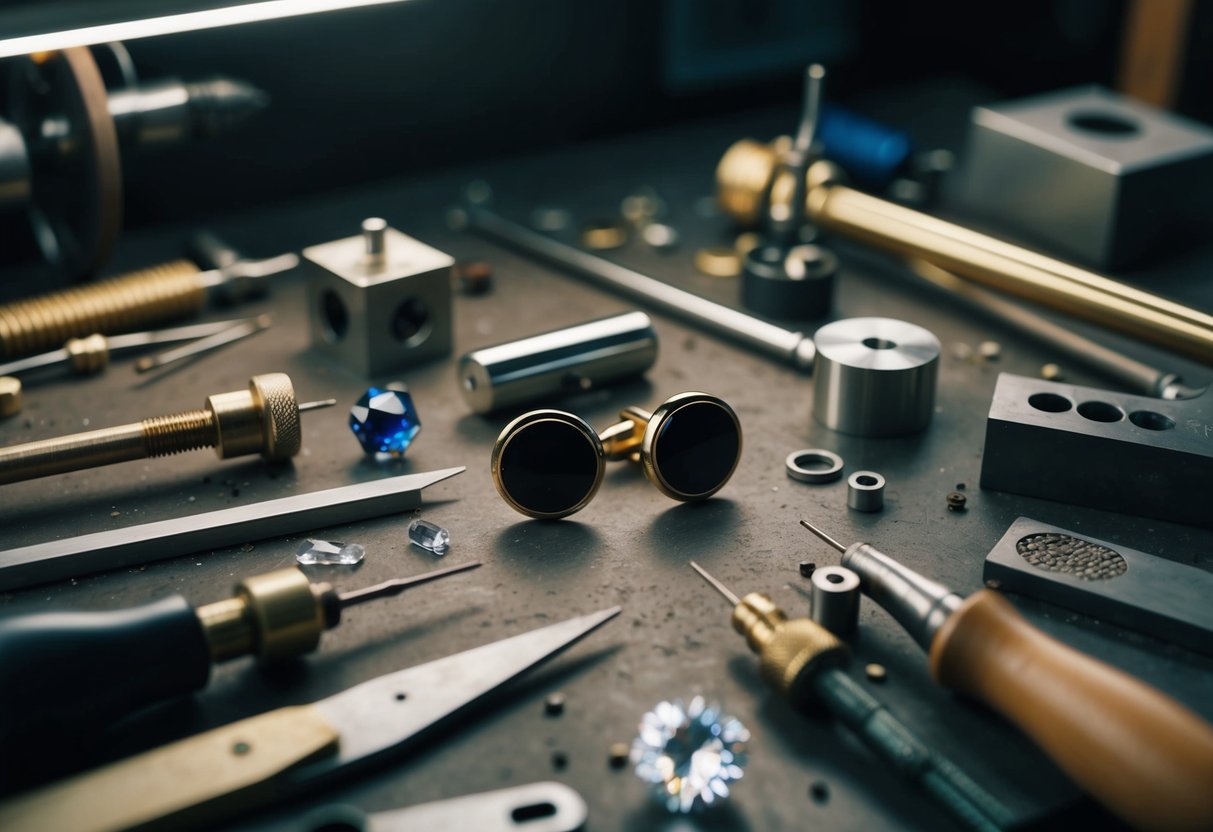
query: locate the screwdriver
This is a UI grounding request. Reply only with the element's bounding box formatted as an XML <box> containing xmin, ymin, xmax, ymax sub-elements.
<box><xmin>0</xmin><ymin>562</ymin><xmax>480</xmax><ymax>754</ymax></box>
<box><xmin>799</xmin><ymin>519</ymin><xmax>1213</xmax><ymax>832</ymax></box>
<box><xmin>690</xmin><ymin>562</ymin><xmax>1014</xmax><ymax>832</ymax></box>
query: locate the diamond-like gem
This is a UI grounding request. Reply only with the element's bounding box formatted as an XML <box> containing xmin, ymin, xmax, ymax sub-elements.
<box><xmin>296</xmin><ymin>538</ymin><xmax>366</xmax><ymax>566</ymax></box>
<box><xmin>408</xmin><ymin>518</ymin><xmax>450</xmax><ymax>555</ymax></box>
<box><xmin>631</xmin><ymin>695</ymin><xmax>749</xmax><ymax>813</ymax></box>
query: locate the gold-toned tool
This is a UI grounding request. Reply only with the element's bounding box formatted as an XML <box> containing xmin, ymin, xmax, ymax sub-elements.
<box><xmin>688</xmin><ymin>562</ymin><xmax>1014</xmax><ymax>832</ymax></box>
<box><xmin>0</xmin><ymin>253</ymin><xmax>297</xmax><ymax>359</ymax></box>
<box><xmin>716</xmin><ymin>117</ymin><xmax>1213</xmax><ymax>366</ymax></box>
<box><xmin>0</xmin><ymin>372</ymin><xmax>334</xmax><ymax>485</ymax></box>
<box><xmin>491</xmin><ymin>392</ymin><xmax>743</xmax><ymax>519</ymax></box>
<box><xmin>800</xmin><ymin>519</ymin><xmax>1213</xmax><ymax>832</ymax></box>
<box><xmin>0</xmin><ymin>562</ymin><xmax>482</xmax><ymax>764</ymax></box>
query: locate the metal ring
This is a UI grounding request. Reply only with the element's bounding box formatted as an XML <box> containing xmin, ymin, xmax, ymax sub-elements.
<box><xmin>786</xmin><ymin>449</ymin><xmax>844</xmax><ymax>483</ymax></box>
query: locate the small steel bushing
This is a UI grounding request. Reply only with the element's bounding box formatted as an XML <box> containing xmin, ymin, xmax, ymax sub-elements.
<box><xmin>847</xmin><ymin>471</ymin><xmax>885</xmax><ymax>512</ymax></box>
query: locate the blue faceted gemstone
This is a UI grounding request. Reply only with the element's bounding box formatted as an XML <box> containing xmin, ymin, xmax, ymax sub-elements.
<box><xmin>349</xmin><ymin>387</ymin><xmax>421</xmax><ymax>457</ymax></box>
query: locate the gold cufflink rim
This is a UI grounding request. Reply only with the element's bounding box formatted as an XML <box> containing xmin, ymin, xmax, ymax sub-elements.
<box><xmin>491</xmin><ymin>409</ymin><xmax>605</xmax><ymax>520</ymax></box>
<box><xmin>640</xmin><ymin>392</ymin><xmax>743</xmax><ymax>502</ymax></box>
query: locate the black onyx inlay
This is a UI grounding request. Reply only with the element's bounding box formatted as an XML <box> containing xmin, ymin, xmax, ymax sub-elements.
<box><xmin>653</xmin><ymin>402</ymin><xmax>739</xmax><ymax>497</ymax></box>
<box><xmin>500</xmin><ymin>419</ymin><xmax>599</xmax><ymax>516</ymax></box>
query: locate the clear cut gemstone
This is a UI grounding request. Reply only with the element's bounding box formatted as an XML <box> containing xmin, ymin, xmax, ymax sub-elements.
<box><xmin>631</xmin><ymin>695</ymin><xmax>749</xmax><ymax>813</ymax></box>
<box><xmin>296</xmin><ymin>538</ymin><xmax>366</xmax><ymax>566</ymax></box>
<box><xmin>408</xmin><ymin>519</ymin><xmax>450</xmax><ymax>555</ymax></box>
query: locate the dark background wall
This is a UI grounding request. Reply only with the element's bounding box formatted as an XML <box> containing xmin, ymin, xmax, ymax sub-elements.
<box><xmin>0</xmin><ymin>0</ymin><xmax>1130</xmax><ymax>227</ymax></box>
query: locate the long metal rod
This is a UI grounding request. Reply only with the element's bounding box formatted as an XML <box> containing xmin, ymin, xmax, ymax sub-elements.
<box><xmin>461</xmin><ymin>204</ymin><xmax>817</xmax><ymax>372</ymax></box>
<box><xmin>905</xmin><ymin>259</ymin><xmax>1202</xmax><ymax>398</ymax></box>
<box><xmin>807</xmin><ymin>173</ymin><xmax>1213</xmax><ymax>365</ymax></box>
<box><xmin>0</xmin><ymin>467</ymin><xmax>464</xmax><ymax>590</ymax></box>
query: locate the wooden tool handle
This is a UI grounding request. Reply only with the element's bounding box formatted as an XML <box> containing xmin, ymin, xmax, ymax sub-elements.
<box><xmin>930</xmin><ymin>590</ymin><xmax>1213</xmax><ymax>832</ymax></box>
<box><xmin>0</xmin><ymin>705</ymin><xmax>338</xmax><ymax>832</ymax></box>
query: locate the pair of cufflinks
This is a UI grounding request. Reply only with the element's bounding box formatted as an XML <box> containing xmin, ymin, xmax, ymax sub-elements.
<box><xmin>491</xmin><ymin>392</ymin><xmax>742</xmax><ymax>519</ymax></box>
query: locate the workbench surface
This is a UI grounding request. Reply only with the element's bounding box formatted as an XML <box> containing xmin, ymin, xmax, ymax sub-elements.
<box><xmin>3</xmin><ymin>83</ymin><xmax>1211</xmax><ymax>830</ymax></box>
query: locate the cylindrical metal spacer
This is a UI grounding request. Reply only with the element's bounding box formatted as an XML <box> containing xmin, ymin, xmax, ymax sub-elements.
<box><xmin>813</xmin><ymin>317</ymin><xmax>940</xmax><ymax>437</ymax></box>
<box><xmin>847</xmin><ymin>471</ymin><xmax>886</xmax><ymax>512</ymax></box>
<box><xmin>458</xmin><ymin>312</ymin><xmax>658</xmax><ymax>415</ymax></box>
<box><xmin>742</xmin><ymin>243</ymin><xmax>837</xmax><ymax>320</ymax></box>
<box><xmin>811</xmin><ymin>565</ymin><xmax>862</xmax><ymax>635</ymax></box>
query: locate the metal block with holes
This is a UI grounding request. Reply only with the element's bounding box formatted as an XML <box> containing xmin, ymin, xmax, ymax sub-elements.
<box><xmin>985</xmin><ymin>517</ymin><xmax>1213</xmax><ymax>654</ymax></box>
<box><xmin>980</xmin><ymin>373</ymin><xmax>1213</xmax><ymax>528</ymax></box>
<box><xmin>956</xmin><ymin>86</ymin><xmax>1213</xmax><ymax>268</ymax></box>
<box><xmin>303</xmin><ymin>219</ymin><xmax>454</xmax><ymax>376</ymax></box>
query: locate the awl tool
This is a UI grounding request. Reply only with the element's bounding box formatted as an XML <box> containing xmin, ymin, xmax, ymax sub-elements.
<box><xmin>0</xmin><ymin>562</ymin><xmax>480</xmax><ymax>761</ymax></box>
<box><xmin>0</xmin><ymin>607</ymin><xmax>620</xmax><ymax>832</ymax></box>
<box><xmin>800</xmin><ymin>519</ymin><xmax>1213</xmax><ymax>832</ymax></box>
<box><xmin>690</xmin><ymin>562</ymin><xmax>1013</xmax><ymax>832</ymax></box>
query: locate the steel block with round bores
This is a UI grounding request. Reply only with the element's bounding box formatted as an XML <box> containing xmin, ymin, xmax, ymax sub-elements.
<box><xmin>304</xmin><ymin>219</ymin><xmax>454</xmax><ymax>376</ymax></box>
<box><xmin>956</xmin><ymin>86</ymin><xmax>1213</xmax><ymax>268</ymax></box>
<box><xmin>980</xmin><ymin>373</ymin><xmax>1213</xmax><ymax>528</ymax></box>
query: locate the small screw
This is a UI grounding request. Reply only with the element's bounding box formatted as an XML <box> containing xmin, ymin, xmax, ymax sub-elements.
<box><xmin>946</xmin><ymin>491</ymin><xmax>968</xmax><ymax>511</ymax></box>
<box><xmin>978</xmin><ymin>340</ymin><xmax>1002</xmax><ymax>361</ymax></box>
<box><xmin>1041</xmin><ymin>363</ymin><xmax>1064</xmax><ymax>381</ymax></box>
<box><xmin>608</xmin><ymin>742</ymin><xmax>630</xmax><ymax>769</ymax></box>
<box><xmin>799</xmin><ymin>561</ymin><xmax>817</xmax><ymax>579</ymax></box>
<box><xmin>544</xmin><ymin>692</ymin><xmax>566</xmax><ymax>716</ymax></box>
<box><xmin>865</xmin><ymin>663</ymin><xmax>888</xmax><ymax>683</ymax></box>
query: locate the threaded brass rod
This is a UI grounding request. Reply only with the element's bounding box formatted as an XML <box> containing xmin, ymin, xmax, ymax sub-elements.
<box><xmin>0</xmin><ymin>373</ymin><xmax>327</xmax><ymax>486</ymax></box>
<box><xmin>0</xmin><ymin>260</ymin><xmax>205</xmax><ymax>358</ymax></box>
<box><xmin>0</xmin><ymin>410</ymin><xmax>219</xmax><ymax>485</ymax></box>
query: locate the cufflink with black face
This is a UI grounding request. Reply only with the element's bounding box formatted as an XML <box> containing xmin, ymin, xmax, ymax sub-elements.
<box><xmin>491</xmin><ymin>392</ymin><xmax>743</xmax><ymax>520</ymax></box>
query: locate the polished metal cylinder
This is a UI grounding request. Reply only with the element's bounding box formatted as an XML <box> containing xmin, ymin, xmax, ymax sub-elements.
<box><xmin>458</xmin><ymin>312</ymin><xmax>658</xmax><ymax>414</ymax></box>
<box><xmin>811</xmin><ymin>565</ymin><xmax>861</xmax><ymax>635</ymax></box>
<box><xmin>812</xmin><ymin>317</ymin><xmax>939</xmax><ymax>436</ymax></box>
<box><xmin>847</xmin><ymin>470</ymin><xmax>886</xmax><ymax>513</ymax></box>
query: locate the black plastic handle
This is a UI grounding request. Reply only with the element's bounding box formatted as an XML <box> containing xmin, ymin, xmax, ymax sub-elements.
<box><xmin>0</xmin><ymin>595</ymin><xmax>211</xmax><ymax>758</ymax></box>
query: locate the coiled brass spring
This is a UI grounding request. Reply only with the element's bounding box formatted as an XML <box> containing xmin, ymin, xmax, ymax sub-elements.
<box><xmin>0</xmin><ymin>260</ymin><xmax>205</xmax><ymax>358</ymax></box>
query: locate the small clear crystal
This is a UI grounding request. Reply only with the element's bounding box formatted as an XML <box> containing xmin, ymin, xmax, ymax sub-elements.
<box><xmin>296</xmin><ymin>538</ymin><xmax>366</xmax><ymax>566</ymax></box>
<box><xmin>408</xmin><ymin>519</ymin><xmax>450</xmax><ymax>555</ymax></box>
<box><xmin>631</xmin><ymin>696</ymin><xmax>749</xmax><ymax>813</ymax></box>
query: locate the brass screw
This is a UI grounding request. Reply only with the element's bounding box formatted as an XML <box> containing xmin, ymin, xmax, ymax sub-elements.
<box><xmin>0</xmin><ymin>373</ymin><xmax>334</xmax><ymax>485</ymax></box>
<box><xmin>946</xmin><ymin>490</ymin><xmax>968</xmax><ymax>511</ymax></box>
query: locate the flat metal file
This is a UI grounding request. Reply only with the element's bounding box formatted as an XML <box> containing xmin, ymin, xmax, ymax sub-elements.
<box><xmin>0</xmin><ymin>607</ymin><xmax>621</xmax><ymax>832</ymax></box>
<box><xmin>984</xmin><ymin>517</ymin><xmax>1213</xmax><ymax>655</ymax></box>
<box><xmin>0</xmin><ymin>467</ymin><xmax>464</xmax><ymax>591</ymax></box>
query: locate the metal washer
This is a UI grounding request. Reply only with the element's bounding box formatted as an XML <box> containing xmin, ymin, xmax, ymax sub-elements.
<box><xmin>786</xmin><ymin>449</ymin><xmax>844</xmax><ymax>483</ymax></box>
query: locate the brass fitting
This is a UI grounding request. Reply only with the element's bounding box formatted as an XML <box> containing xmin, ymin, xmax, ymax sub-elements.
<box><xmin>716</xmin><ymin>139</ymin><xmax>780</xmax><ymax>227</ymax></box>
<box><xmin>731</xmin><ymin>591</ymin><xmax>848</xmax><ymax>704</ymax></box>
<box><xmin>196</xmin><ymin>568</ymin><xmax>335</xmax><ymax>663</ymax></box>
<box><xmin>0</xmin><ymin>372</ymin><xmax>309</xmax><ymax>485</ymax></box>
